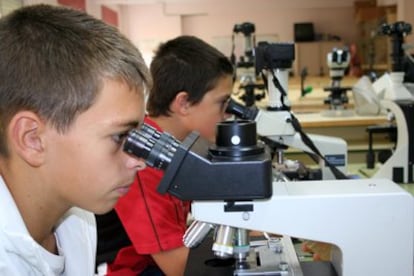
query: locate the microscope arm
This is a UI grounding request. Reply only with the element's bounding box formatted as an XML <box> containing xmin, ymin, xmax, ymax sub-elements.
<box><xmin>191</xmin><ymin>178</ymin><xmax>414</xmax><ymax>276</ymax></box>
<box><xmin>373</xmin><ymin>99</ymin><xmax>412</xmax><ymax>183</ymax></box>
<box><xmin>255</xmin><ymin>109</ymin><xmax>347</xmax><ymax>179</ymax></box>
<box><xmin>255</xmin><ymin>109</ymin><xmax>347</xmax><ymax>155</ymax></box>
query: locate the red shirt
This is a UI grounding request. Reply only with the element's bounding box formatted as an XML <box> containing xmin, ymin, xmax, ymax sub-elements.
<box><xmin>108</xmin><ymin>117</ymin><xmax>191</xmax><ymax>275</ymax></box>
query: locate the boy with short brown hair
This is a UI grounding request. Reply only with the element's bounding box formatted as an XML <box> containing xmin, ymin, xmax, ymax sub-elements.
<box><xmin>0</xmin><ymin>4</ymin><xmax>150</xmax><ymax>275</ymax></box>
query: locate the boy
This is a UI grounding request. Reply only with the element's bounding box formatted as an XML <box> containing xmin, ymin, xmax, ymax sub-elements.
<box><xmin>0</xmin><ymin>4</ymin><xmax>150</xmax><ymax>275</ymax></box>
<box><xmin>102</xmin><ymin>35</ymin><xmax>234</xmax><ymax>275</ymax></box>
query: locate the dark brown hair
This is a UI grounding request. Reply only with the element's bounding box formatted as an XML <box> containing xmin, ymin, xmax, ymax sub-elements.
<box><xmin>147</xmin><ymin>35</ymin><xmax>233</xmax><ymax>117</ymax></box>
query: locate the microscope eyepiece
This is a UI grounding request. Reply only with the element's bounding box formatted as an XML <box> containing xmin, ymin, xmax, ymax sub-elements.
<box><xmin>225</xmin><ymin>98</ymin><xmax>258</xmax><ymax>120</ymax></box>
<box><xmin>123</xmin><ymin>124</ymin><xmax>179</xmax><ymax>170</ymax></box>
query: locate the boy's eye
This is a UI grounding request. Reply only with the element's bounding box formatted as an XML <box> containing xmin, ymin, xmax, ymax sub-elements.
<box><xmin>112</xmin><ymin>131</ymin><xmax>129</xmax><ymax>145</ymax></box>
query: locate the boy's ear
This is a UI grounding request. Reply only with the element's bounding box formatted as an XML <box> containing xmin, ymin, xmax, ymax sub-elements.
<box><xmin>171</xmin><ymin>91</ymin><xmax>191</xmax><ymax>115</ymax></box>
<box><xmin>9</xmin><ymin>111</ymin><xmax>46</xmax><ymax>167</ymax></box>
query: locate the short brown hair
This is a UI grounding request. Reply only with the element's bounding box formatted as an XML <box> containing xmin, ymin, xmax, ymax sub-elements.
<box><xmin>0</xmin><ymin>4</ymin><xmax>151</xmax><ymax>156</ymax></box>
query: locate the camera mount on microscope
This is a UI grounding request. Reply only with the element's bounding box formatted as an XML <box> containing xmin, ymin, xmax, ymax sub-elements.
<box><xmin>255</xmin><ymin>41</ymin><xmax>295</xmax><ymax>111</ymax></box>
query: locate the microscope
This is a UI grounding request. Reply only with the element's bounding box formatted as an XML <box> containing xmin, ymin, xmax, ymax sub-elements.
<box><xmin>369</xmin><ymin>21</ymin><xmax>414</xmax><ymax>183</ymax></box>
<box><xmin>123</xmin><ymin>119</ymin><xmax>414</xmax><ymax>276</ymax></box>
<box><xmin>322</xmin><ymin>48</ymin><xmax>353</xmax><ymax>117</ymax></box>
<box><xmin>231</xmin><ymin>22</ymin><xmax>265</xmax><ymax>107</ymax></box>
<box><xmin>232</xmin><ymin>42</ymin><xmax>348</xmax><ymax>181</ymax></box>
<box><xmin>124</xmin><ymin>120</ymin><xmax>277</xmax><ymax>274</ymax></box>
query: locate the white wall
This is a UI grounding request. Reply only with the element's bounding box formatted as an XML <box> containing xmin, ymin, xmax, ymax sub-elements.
<box><xmin>120</xmin><ymin>0</ymin><xmax>359</xmax><ymax>62</ymax></box>
<box><xmin>18</xmin><ymin>0</ymin><xmax>414</xmax><ymax>60</ymax></box>
<box><xmin>181</xmin><ymin>6</ymin><xmax>355</xmax><ymax>56</ymax></box>
<box><xmin>120</xmin><ymin>3</ymin><xmax>181</xmax><ymax>64</ymax></box>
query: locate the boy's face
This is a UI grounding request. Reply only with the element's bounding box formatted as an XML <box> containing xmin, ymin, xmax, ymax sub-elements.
<box><xmin>185</xmin><ymin>75</ymin><xmax>233</xmax><ymax>142</ymax></box>
<box><xmin>44</xmin><ymin>79</ymin><xmax>146</xmax><ymax>214</ymax></box>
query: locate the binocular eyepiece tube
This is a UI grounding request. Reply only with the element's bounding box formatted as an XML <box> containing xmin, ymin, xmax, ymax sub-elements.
<box><xmin>123</xmin><ymin>123</ymin><xmax>180</xmax><ymax>171</ymax></box>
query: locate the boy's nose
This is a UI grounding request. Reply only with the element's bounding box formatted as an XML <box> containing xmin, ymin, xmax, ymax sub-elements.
<box><xmin>126</xmin><ymin>155</ymin><xmax>147</xmax><ymax>171</ymax></box>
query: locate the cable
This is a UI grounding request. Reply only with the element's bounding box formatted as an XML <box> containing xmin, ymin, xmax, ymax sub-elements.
<box><xmin>270</xmin><ymin>72</ymin><xmax>349</xmax><ymax>180</ymax></box>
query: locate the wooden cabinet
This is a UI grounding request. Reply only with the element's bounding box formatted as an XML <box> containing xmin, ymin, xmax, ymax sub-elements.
<box><xmin>293</xmin><ymin>41</ymin><xmax>345</xmax><ymax>77</ymax></box>
<box><xmin>353</xmin><ymin>3</ymin><xmax>396</xmax><ymax>74</ymax></box>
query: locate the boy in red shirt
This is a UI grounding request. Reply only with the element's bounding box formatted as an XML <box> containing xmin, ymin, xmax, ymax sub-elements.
<box><xmin>98</xmin><ymin>35</ymin><xmax>234</xmax><ymax>275</ymax></box>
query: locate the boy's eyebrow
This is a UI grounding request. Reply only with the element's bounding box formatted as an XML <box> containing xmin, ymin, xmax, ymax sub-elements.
<box><xmin>115</xmin><ymin>119</ymin><xmax>141</xmax><ymax>129</ymax></box>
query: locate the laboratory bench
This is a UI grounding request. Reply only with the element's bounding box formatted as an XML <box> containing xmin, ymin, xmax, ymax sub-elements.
<box><xmin>286</xmin><ymin>112</ymin><xmax>392</xmax><ymax>165</ymax></box>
